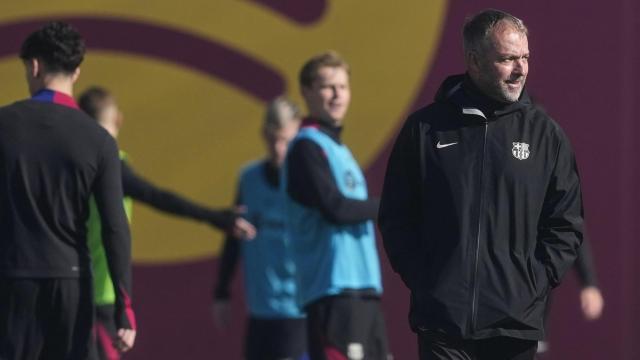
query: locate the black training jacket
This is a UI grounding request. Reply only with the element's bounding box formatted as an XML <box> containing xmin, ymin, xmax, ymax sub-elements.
<box><xmin>378</xmin><ymin>74</ymin><xmax>584</xmax><ymax>340</ymax></box>
<box><xmin>0</xmin><ymin>98</ymin><xmax>133</xmax><ymax>329</ymax></box>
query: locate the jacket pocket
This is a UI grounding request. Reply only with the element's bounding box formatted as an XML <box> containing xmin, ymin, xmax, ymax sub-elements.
<box><xmin>529</xmin><ymin>257</ymin><xmax>550</xmax><ymax>299</ymax></box>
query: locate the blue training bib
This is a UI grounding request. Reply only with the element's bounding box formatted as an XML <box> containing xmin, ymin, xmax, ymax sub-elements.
<box><xmin>239</xmin><ymin>160</ymin><xmax>303</xmax><ymax>318</ymax></box>
<box><xmin>282</xmin><ymin>127</ymin><xmax>382</xmax><ymax>307</ymax></box>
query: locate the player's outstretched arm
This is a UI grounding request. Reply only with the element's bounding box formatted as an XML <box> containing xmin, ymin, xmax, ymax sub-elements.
<box><xmin>211</xmin><ymin>230</ymin><xmax>242</xmax><ymax>330</ymax></box>
<box><xmin>121</xmin><ymin>160</ymin><xmax>254</xmax><ymax>238</ymax></box>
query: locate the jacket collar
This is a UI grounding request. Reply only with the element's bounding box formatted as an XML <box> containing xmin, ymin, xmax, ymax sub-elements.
<box><xmin>436</xmin><ymin>74</ymin><xmax>531</xmax><ymax>120</ymax></box>
<box><xmin>30</xmin><ymin>89</ymin><xmax>80</xmax><ymax>110</ymax></box>
<box><xmin>301</xmin><ymin>117</ymin><xmax>343</xmax><ymax>144</ymax></box>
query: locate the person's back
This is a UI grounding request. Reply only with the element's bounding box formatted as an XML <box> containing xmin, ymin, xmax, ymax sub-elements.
<box><xmin>0</xmin><ymin>97</ymin><xmax>118</xmax><ymax>276</ymax></box>
<box><xmin>0</xmin><ymin>22</ymin><xmax>134</xmax><ymax>360</ymax></box>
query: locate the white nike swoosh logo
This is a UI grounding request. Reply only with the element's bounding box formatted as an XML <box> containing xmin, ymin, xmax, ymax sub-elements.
<box><xmin>436</xmin><ymin>141</ymin><xmax>458</xmax><ymax>149</ymax></box>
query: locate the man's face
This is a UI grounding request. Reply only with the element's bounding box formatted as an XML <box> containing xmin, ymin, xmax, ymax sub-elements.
<box><xmin>468</xmin><ymin>22</ymin><xmax>529</xmax><ymax>103</ymax></box>
<box><xmin>98</xmin><ymin>99</ymin><xmax>125</xmax><ymax>138</ymax></box>
<box><xmin>264</xmin><ymin>121</ymin><xmax>300</xmax><ymax>168</ymax></box>
<box><xmin>301</xmin><ymin>66</ymin><xmax>351</xmax><ymax>126</ymax></box>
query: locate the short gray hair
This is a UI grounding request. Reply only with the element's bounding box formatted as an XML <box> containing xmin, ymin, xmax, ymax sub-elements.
<box><xmin>263</xmin><ymin>97</ymin><xmax>301</xmax><ymax>133</ymax></box>
<box><xmin>463</xmin><ymin>9</ymin><xmax>528</xmax><ymax>54</ymax></box>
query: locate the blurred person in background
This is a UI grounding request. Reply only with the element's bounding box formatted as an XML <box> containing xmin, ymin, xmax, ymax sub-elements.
<box><xmin>78</xmin><ymin>86</ymin><xmax>255</xmax><ymax>360</ymax></box>
<box><xmin>284</xmin><ymin>51</ymin><xmax>390</xmax><ymax>360</ymax></box>
<box><xmin>538</xmin><ymin>239</ymin><xmax>604</xmax><ymax>355</ymax></box>
<box><xmin>213</xmin><ymin>97</ymin><xmax>307</xmax><ymax>360</ymax></box>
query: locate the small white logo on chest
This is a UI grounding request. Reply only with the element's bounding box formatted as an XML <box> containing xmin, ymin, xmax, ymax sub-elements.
<box><xmin>512</xmin><ymin>142</ymin><xmax>530</xmax><ymax>160</ymax></box>
<box><xmin>436</xmin><ymin>141</ymin><xmax>458</xmax><ymax>149</ymax></box>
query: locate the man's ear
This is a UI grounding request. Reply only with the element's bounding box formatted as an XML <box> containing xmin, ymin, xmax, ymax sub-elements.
<box><xmin>28</xmin><ymin>58</ymin><xmax>40</xmax><ymax>78</ymax></box>
<box><xmin>71</xmin><ymin>67</ymin><xmax>81</xmax><ymax>83</ymax></box>
<box><xmin>465</xmin><ymin>50</ymin><xmax>480</xmax><ymax>73</ymax></box>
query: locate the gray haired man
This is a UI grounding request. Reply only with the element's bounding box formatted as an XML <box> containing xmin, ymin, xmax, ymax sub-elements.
<box><xmin>379</xmin><ymin>9</ymin><xmax>584</xmax><ymax>360</ymax></box>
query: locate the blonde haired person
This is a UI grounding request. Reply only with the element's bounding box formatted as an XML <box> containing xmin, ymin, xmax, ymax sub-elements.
<box><xmin>214</xmin><ymin>98</ymin><xmax>307</xmax><ymax>360</ymax></box>
<box><xmin>284</xmin><ymin>51</ymin><xmax>391</xmax><ymax>360</ymax></box>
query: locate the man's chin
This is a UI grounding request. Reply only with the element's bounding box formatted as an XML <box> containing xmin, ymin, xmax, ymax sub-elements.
<box><xmin>331</xmin><ymin>111</ymin><xmax>348</xmax><ymax>122</ymax></box>
<box><xmin>318</xmin><ymin>114</ymin><xmax>344</xmax><ymax>126</ymax></box>
<box><xmin>496</xmin><ymin>88</ymin><xmax>522</xmax><ymax>103</ymax></box>
<box><xmin>507</xmin><ymin>91</ymin><xmax>523</xmax><ymax>102</ymax></box>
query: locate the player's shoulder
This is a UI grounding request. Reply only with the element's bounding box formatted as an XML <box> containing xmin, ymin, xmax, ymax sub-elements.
<box><xmin>46</xmin><ymin>104</ymin><xmax>117</xmax><ymax>151</ymax></box>
<box><xmin>0</xmin><ymin>99</ymin><xmax>30</xmax><ymax>118</ymax></box>
<box><xmin>63</xmin><ymin>108</ymin><xmax>116</xmax><ymax>148</ymax></box>
<box><xmin>409</xmin><ymin>99</ymin><xmax>458</xmax><ymax>124</ymax></box>
<box><xmin>0</xmin><ymin>100</ymin><xmax>100</xmax><ymax>134</ymax></box>
<box><xmin>239</xmin><ymin>159</ymin><xmax>268</xmax><ymax>180</ymax></box>
<box><xmin>294</xmin><ymin>126</ymin><xmax>330</xmax><ymax>144</ymax></box>
<box><xmin>289</xmin><ymin>132</ymin><xmax>326</xmax><ymax>158</ymax></box>
<box><xmin>524</xmin><ymin>102</ymin><xmax>566</xmax><ymax>140</ymax></box>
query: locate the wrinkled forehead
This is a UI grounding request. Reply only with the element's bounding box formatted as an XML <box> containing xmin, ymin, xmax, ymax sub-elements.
<box><xmin>485</xmin><ymin>22</ymin><xmax>528</xmax><ymax>53</ymax></box>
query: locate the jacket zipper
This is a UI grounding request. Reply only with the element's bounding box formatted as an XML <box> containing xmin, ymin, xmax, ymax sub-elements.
<box><xmin>470</xmin><ymin>120</ymin><xmax>488</xmax><ymax>334</ymax></box>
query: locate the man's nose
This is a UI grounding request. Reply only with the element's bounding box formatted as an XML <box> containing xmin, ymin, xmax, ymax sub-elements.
<box><xmin>331</xmin><ymin>86</ymin><xmax>339</xmax><ymax>98</ymax></box>
<box><xmin>514</xmin><ymin>58</ymin><xmax>526</xmax><ymax>74</ymax></box>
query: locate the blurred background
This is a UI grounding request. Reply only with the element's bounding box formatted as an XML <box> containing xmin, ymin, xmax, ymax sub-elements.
<box><xmin>0</xmin><ymin>1</ymin><xmax>638</xmax><ymax>358</ymax></box>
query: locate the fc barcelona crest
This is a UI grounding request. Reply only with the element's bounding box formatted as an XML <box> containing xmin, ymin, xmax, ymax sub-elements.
<box><xmin>345</xmin><ymin>170</ymin><xmax>357</xmax><ymax>190</ymax></box>
<box><xmin>512</xmin><ymin>142</ymin><xmax>530</xmax><ymax>160</ymax></box>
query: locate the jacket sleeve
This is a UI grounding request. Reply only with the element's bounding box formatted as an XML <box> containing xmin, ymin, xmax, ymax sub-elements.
<box><xmin>574</xmin><ymin>232</ymin><xmax>598</xmax><ymax>287</ymax></box>
<box><xmin>378</xmin><ymin>116</ymin><xmax>423</xmax><ymax>289</ymax></box>
<box><xmin>214</xmin><ymin>234</ymin><xmax>241</xmax><ymax>300</ymax></box>
<box><xmin>121</xmin><ymin>161</ymin><xmax>235</xmax><ymax>230</ymax></box>
<box><xmin>536</xmin><ymin>127</ymin><xmax>584</xmax><ymax>289</ymax></box>
<box><xmin>286</xmin><ymin>139</ymin><xmax>379</xmax><ymax>225</ymax></box>
<box><xmin>93</xmin><ymin>136</ymin><xmax>135</xmax><ymax>330</ymax></box>
<box><xmin>213</xmin><ymin>186</ymin><xmax>242</xmax><ymax>301</ymax></box>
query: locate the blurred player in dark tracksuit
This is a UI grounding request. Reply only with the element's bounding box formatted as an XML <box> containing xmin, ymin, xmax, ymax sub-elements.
<box><xmin>538</xmin><ymin>239</ymin><xmax>604</xmax><ymax>355</ymax></box>
<box><xmin>214</xmin><ymin>97</ymin><xmax>308</xmax><ymax>360</ymax></box>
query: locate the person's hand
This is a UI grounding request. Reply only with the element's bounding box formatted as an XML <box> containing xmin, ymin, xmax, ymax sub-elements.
<box><xmin>580</xmin><ymin>286</ymin><xmax>604</xmax><ymax>320</ymax></box>
<box><xmin>114</xmin><ymin>328</ymin><xmax>136</xmax><ymax>352</ymax></box>
<box><xmin>231</xmin><ymin>216</ymin><xmax>256</xmax><ymax>240</ymax></box>
<box><xmin>227</xmin><ymin>206</ymin><xmax>256</xmax><ymax>240</ymax></box>
<box><xmin>211</xmin><ymin>300</ymin><xmax>232</xmax><ymax>330</ymax></box>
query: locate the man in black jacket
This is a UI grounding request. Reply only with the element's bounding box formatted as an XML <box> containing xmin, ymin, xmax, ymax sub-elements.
<box><xmin>378</xmin><ymin>9</ymin><xmax>584</xmax><ymax>360</ymax></box>
<box><xmin>0</xmin><ymin>22</ymin><xmax>134</xmax><ymax>359</ymax></box>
